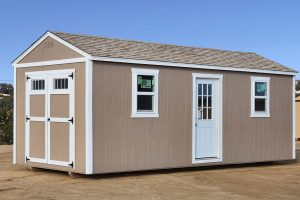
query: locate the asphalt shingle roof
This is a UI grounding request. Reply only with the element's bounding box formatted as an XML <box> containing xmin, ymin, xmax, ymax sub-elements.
<box><xmin>51</xmin><ymin>31</ymin><xmax>296</xmax><ymax>73</ymax></box>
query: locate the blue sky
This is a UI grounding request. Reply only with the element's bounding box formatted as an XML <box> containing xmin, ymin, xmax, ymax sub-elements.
<box><xmin>1</xmin><ymin>0</ymin><xmax>300</xmax><ymax>83</ymax></box>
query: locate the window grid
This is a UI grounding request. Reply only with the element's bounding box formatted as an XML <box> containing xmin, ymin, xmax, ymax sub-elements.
<box><xmin>32</xmin><ymin>80</ymin><xmax>45</xmax><ymax>90</ymax></box>
<box><xmin>54</xmin><ymin>78</ymin><xmax>68</xmax><ymax>90</ymax></box>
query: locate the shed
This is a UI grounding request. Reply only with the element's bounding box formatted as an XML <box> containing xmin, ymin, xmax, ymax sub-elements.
<box><xmin>296</xmin><ymin>95</ymin><xmax>300</xmax><ymax>140</ymax></box>
<box><xmin>12</xmin><ymin>31</ymin><xmax>297</xmax><ymax>175</ymax></box>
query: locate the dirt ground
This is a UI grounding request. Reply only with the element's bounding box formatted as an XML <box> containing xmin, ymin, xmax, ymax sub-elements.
<box><xmin>1</xmin><ymin>144</ymin><xmax>300</xmax><ymax>200</ymax></box>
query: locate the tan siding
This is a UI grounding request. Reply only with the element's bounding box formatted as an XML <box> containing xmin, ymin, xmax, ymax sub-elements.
<box><xmin>296</xmin><ymin>96</ymin><xmax>300</xmax><ymax>139</ymax></box>
<box><xmin>19</xmin><ymin>37</ymin><xmax>82</xmax><ymax>63</ymax></box>
<box><xmin>93</xmin><ymin>61</ymin><xmax>293</xmax><ymax>174</ymax></box>
<box><xmin>16</xmin><ymin>63</ymin><xmax>86</xmax><ymax>173</ymax></box>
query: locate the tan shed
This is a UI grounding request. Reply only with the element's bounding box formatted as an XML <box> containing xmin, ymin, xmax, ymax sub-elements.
<box><xmin>12</xmin><ymin>31</ymin><xmax>297</xmax><ymax>175</ymax></box>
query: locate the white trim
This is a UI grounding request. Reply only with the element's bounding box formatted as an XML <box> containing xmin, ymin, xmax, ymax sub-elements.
<box><xmin>13</xmin><ymin>65</ymin><xmax>16</xmax><ymax>164</ymax></box>
<box><xmin>92</xmin><ymin>56</ymin><xmax>296</xmax><ymax>76</ymax></box>
<box><xmin>85</xmin><ymin>60</ymin><xmax>93</xmax><ymax>174</ymax></box>
<box><xmin>13</xmin><ymin>32</ymin><xmax>90</xmax><ymax>65</ymax></box>
<box><xmin>14</xmin><ymin>58</ymin><xmax>86</xmax><ymax>68</ymax></box>
<box><xmin>250</xmin><ymin>76</ymin><xmax>270</xmax><ymax>118</ymax></box>
<box><xmin>25</xmin><ymin>70</ymin><xmax>75</xmax><ymax>168</ymax></box>
<box><xmin>293</xmin><ymin>76</ymin><xmax>296</xmax><ymax>159</ymax></box>
<box><xmin>131</xmin><ymin>68</ymin><xmax>159</xmax><ymax>118</ymax></box>
<box><xmin>26</xmin><ymin>69</ymin><xmax>75</xmax><ymax>76</ymax></box>
<box><xmin>192</xmin><ymin>73</ymin><xmax>223</xmax><ymax>164</ymax></box>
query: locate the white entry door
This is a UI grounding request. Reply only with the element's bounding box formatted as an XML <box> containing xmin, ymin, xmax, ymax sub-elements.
<box><xmin>25</xmin><ymin>70</ymin><xmax>75</xmax><ymax>168</ymax></box>
<box><xmin>194</xmin><ymin>78</ymin><xmax>220</xmax><ymax>159</ymax></box>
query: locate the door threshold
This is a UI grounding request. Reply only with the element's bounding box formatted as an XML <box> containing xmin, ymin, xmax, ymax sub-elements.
<box><xmin>192</xmin><ymin>157</ymin><xmax>222</xmax><ymax>164</ymax></box>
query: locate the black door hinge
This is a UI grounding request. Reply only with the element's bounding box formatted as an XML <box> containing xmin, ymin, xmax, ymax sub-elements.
<box><xmin>26</xmin><ymin>115</ymin><xmax>30</xmax><ymax>122</ymax></box>
<box><xmin>68</xmin><ymin>161</ymin><xmax>74</xmax><ymax>168</ymax></box>
<box><xmin>68</xmin><ymin>117</ymin><xmax>74</xmax><ymax>124</ymax></box>
<box><xmin>68</xmin><ymin>72</ymin><xmax>74</xmax><ymax>80</ymax></box>
<box><xmin>26</xmin><ymin>156</ymin><xmax>30</xmax><ymax>162</ymax></box>
<box><xmin>26</xmin><ymin>76</ymin><xmax>31</xmax><ymax>81</ymax></box>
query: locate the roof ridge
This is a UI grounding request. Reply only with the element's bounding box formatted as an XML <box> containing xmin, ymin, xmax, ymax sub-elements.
<box><xmin>50</xmin><ymin>31</ymin><xmax>256</xmax><ymax>55</ymax></box>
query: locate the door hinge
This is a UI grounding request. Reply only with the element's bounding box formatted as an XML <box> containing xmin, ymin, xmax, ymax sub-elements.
<box><xmin>68</xmin><ymin>161</ymin><xmax>74</xmax><ymax>168</ymax></box>
<box><xmin>26</xmin><ymin>76</ymin><xmax>31</xmax><ymax>81</ymax></box>
<box><xmin>26</xmin><ymin>115</ymin><xmax>30</xmax><ymax>122</ymax></box>
<box><xmin>68</xmin><ymin>117</ymin><xmax>74</xmax><ymax>124</ymax></box>
<box><xmin>26</xmin><ymin>156</ymin><xmax>30</xmax><ymax>162</ymax></box>
<box><xmin>68</xmin><ymin>72</ymin><xmax>74</xmax><ymax>80</ymax></box>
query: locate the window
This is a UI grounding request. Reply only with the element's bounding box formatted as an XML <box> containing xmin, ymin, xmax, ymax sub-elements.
<box><xmin>32</xmin><ymin>80</ymin><xmax>45</xmax><ymax>90</ymax></box>
<box><xmin>251</xmin><ymin>77</ymin><xmax>270</xmax><ymax>117</ymax></box>
<box><xmin>54</xmin><ymin>78</ymin><xmax>68</xmax><ymax>90</ymax></box>
<box><xmin>131</xmin><ymin>68</ymin><xmax>159</xmax><ymax>117</ymax></box>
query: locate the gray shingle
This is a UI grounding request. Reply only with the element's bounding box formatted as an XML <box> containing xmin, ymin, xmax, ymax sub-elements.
<box><xmin>51</xmin><ymin>31</ymin><xmax>296</xmax><ymax>73</ymax></box>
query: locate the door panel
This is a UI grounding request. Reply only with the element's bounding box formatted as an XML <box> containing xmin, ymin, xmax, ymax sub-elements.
<box><xmin>50</xmin><ymin>94</ymin><xmax>69</xmax><ymax>118</ymax></box>
<box><xmin>50</xmin><ymin>122</ymin><xmax>70</xmax><ymax>162</ymax></box>
<box><xmin>195</xmin><ymin>79</ymin><xmax>219</xmax><ymax>159</ymax></box>
<box><xmin>29</xmin><ymin>121</ymin><xmax>46</xmax><ymax>159</ymax></box>
<box><xmin>30</xmin><ymin>95</ymin><xmax>45</xmax><ymax>117</ymax></box>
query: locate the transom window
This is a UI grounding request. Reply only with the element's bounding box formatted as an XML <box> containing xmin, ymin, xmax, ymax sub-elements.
<box><xmin>32</xmin><ymin>80</ymin><xmax>45</xmax><ymax>90</ymax></box>
<box><xmin>54</xmin><ymin>78</ymin><xmax>68</xmax><ymax>90</ymax></box>
<box><xmin>251</xmin><ymin>77</ymin><xmax>270</xmax><ymax>117</ymax></box>
<box><xmin>131</xmin><ymin>68</ymin><xmax>159</xmax><ymax>118</ymax></box>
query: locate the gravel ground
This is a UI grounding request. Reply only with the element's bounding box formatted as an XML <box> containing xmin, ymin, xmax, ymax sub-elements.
<box><xmin>0</xmin><ymin>143</ymin><xmax>300</xmax><ymax>200</ymax></box>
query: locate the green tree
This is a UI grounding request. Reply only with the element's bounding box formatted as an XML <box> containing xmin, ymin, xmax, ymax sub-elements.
<box><xmin>0</xmin><ymin>96</ymin><xmax>13</xmax><ymax>144</ymax></box>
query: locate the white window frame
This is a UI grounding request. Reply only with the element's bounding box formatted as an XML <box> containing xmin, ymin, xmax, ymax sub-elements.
<box><xmin>131</xmin><ymin>68</ymin><xmax>159</xmax><ymax>118</ymax></box>
<box><xmin>251</xmin><ymin>76</ymin><xmax>270</xmax><ymax>118</ymax></box>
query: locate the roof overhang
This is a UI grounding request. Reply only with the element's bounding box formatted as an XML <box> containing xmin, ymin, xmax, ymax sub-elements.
<box><xmin>12</xmin><ymin>31</ymin><xmax>297</xmax><ymax>76</ymax></box>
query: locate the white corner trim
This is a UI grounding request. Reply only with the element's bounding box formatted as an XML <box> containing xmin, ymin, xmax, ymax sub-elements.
<box><xmin>13</xmin><ymin>65</ymin><xmax>16</xmax><ymax>164</ymax></box>
<box><xmin>85</xmin><ymin>60</ymin><xmax>93</xmax><ymax>174</ymax></box>
<box><xmin>293</xmin><ymin>76</ymin><xmax>296</xmax><ymax>159</ymax></box>
<box><xmin>250</xmin><ymin>76</ymin><xmax>270</xmax><ymax>118</ymax></box>
<box><xmin>192</xmin><ymin>73</ymin><xmax>223</xmax><ymax>164</ymax></box>
<box><xmin>92</xmin><ymin>56</ymin><xmax>296</xmax><ymax>76</ymax></box>
<box><xmin>131</xmin><ymin>68</ymin><xmax>159</xmax><ymax>118</ymax></box>
<box><xmin>13</xmin><ymin>31</ymin><xmax>91</xmax><ymax>65</ymax></box>
<box><xmin>14</xmin><ymin>58</ymin><xmax>87</xmax><ymax>68</ymax></box>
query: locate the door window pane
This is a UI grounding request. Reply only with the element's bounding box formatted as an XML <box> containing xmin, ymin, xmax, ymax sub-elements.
<box><xmin>198</xmin><ymin>96</ymin><xmax>202</xmax><ymax>108</ymax></box>
<box><xmin>54</xmin><ymin>78</ymin><xmax>68</xmax><ymax>90</ymax></box>
<box><xmin>208</xmin><ymin>108</ymin><xmax>212</xmax><ymax>119</ymax></box>
<box><xmin>203</xmin><ymin>84</ymin><xmax>207</xmax><ymax>95</ymax></box>
<box><xmin>208</xmin><ymin>84</ymin><xmax>212</xmax><ymax>95</ymax></box>
<box><xmin>255</xmin><ymin>99</ymin><xmax>266</xmax><ymax>111</ymax></box>
<box><xmin>32</xmin><ymin>80</ymin><xmax>45</xmax><ymax>90</ymax></box>
<box><xmin>137</xmin><ymin>95</ymin><xmax>153</xmax><ymax>111</ymax></box>
<box><xmin>198</xmin><ymin>84</ymin><xmax>202</xmax><ymax>95</ymax></box>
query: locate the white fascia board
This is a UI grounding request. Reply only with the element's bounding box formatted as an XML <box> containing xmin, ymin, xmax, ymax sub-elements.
<box><xmin>293</xmin><ymin>76</ymin><xmax>296</xmax><ymax>159</ymax></box>
<box><xmin>92</xmin><ymin>56</ymin><xmax>296</xmax><ymax>76</ymax></box>
<box><xmin>13</xmin><ymin>31</ymin><xmax>91</xmax><ymax>65</ymax></box>
<box><xmin>13</xmin><ymin>65</ymin><xmax>16</xmax><ymax>164</ymax></box>
<box><xmin>85</xmin><ymin>60</ymin><xmax>93</xmax><ymax>174</ymax></box>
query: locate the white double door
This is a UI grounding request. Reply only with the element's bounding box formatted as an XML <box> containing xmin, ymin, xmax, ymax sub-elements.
<box><xmin>25</xmin><ymin>70</ymin><xmax>75</xmax><ymax>167</ymax></box>
<box><xmin>195</xmin><ymin>79</ymin><xmax>219</xmax><ymax>159</ymax></box>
